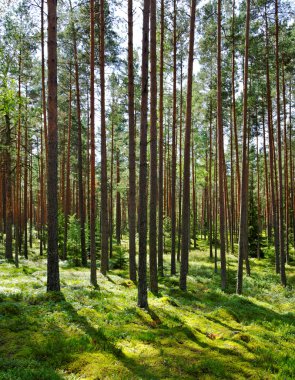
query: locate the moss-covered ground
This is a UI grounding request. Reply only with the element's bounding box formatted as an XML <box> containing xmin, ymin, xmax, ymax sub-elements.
<box><xmin>0</xmin><ymin>239</ymin><xmax>294</xmax><ymax>379</ymax></box>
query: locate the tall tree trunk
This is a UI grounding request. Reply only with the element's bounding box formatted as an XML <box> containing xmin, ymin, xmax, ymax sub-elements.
<box><xmin>128</xmin><ymin>0</ymin><xmax>137</xmax><ymax>282</ymax></box>
<box><xmin>236</xmin><ymin>0</ymin><xmax>250</xmax><ymax>295</ymax></box>
<box><xmin>231</xmin><ymin>0</ymin><xmax>240</xmax><ymax>220</ymax></box>
<box><xmin>282</xmin><ymin>62</ymin><xmax>289</xmax><ymax>263</ymax></box>
<box><xmin>110</xmin><ymin>115</ymin><xmax>114</xmax><ymax>256</ymax></box>
<box><xmin>265</xmin><ymin>9</ymin><xmax>280</xmax><ymax>273</ymax></box>
<box><xmin>158</xmin><ymin>0</ymin><xmax>164</xmax><ymax>277</ymax></box>
<box><xmin>70</xmin><ymin>5</ymin><xmax>87</xmax><ymax>267</ymax></box>
<box><xmin>29</xmin><ymin>145</ymin><xmax>33</xmax><ymax>248</ymax></box>
<box><xmin>63</xmin><ymin>68</ymin><xmax>72</xmax><ymax>261</ymax></box>
<box><xmin>256</xmin><ymin>132</ymin><xmax>260</xmax><ymax>259</ymax></box>
<box><xmin>177</xmin><ymin>58</ymin><xmax>183</xmax><ymax>262</ymax></box>
<box><xmin>47</xmin><ymin>0</ymin><xmax>60</xmax><ymax>292</ymax></box>
<box><xmin>4</xmin><ymin>114</ymin><xmax>13</xmax><ymax>261</ymax></box>
<box><xmin>100</xmin><ymin>0</ymin><xmax>109</xmax><ymax>275</ymax></box>
<box><xmin>171</xmin><ymin>0</ymin><xmax>177</xmax><ymax>275</ymax></box>
<box><xmin>116</xmin><ymin>149</ymin><xmax>121</xmax><ymax>245</ymax></box>
<box><xmin>149</xmin><ymin>0</ymin><xmax>158</xmax><ymax>293</ymax></box>
<box><xmin>208</xmin><ymin>91</ymin><xmax>213</xmax><ymax>258</ymax></box>
<box><xmin>23</xmin><ymin>90</ymin><xmax>28</xmax><ymax>259</ymax></box>
<box><xmin>275</xmin><ymin>0</ymin><xmax>286</xmax><ymax>286</ymax></box>
<box><xmin>262</xmin><ymin>104</ymin><xmax>271</xmax><ymax>244</ymax></box>
<box><xmin>138</xmin><ymin>0</ymin><xmax>150</xmax><ymax>308</ymax></box>
<box><xmin>90</xmin><ymin>0</ymin><xmax>97</xmax><ymax>286</ymax></box>
<box><xmin>15</xmin><ymin>51</ymin><xmax>23</xmax><ymax>266</ymax></box>
<box><xmin>179</xmin><ymin>0</ymin><xmax>196</xmax><ymax>291</ymax></box>
<box><xmin>217</xmin><ymin>0</ymin><xmax>226</xmax><ymax>290</ymax></box>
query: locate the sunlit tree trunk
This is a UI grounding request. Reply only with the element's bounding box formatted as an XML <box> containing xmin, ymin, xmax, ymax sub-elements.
<box><xmin>180</xmin><ymin>0</ymin><xmax>196</xmax><ymax>291</ymax></box>
<box><xmin>149</xmin><ymin>0</ymin><xmax>158</xmax><ymax>294</ymax></box>
<box><xmin>217</xmin><ymin>0</ymin><xmax>226</xmax><ymax>290</ymax></box>
<box><xmin>275</xmin><ymin>0</ymin><xmax>286</xmax><ymax>286</ymax></box>
<box><xmin>128</xmin><ymin>0</ymin><xmax>137</xmax><ymax>282</ymax></box>
<box><xmin>237</xmin><ymin>0</ymin><xmax>250</xmax><ymax>294</ymax></box>
<box><xmin>90</xmin><ymin>0</ymin><xmax>97</xmax><ymax>286</ymax></box>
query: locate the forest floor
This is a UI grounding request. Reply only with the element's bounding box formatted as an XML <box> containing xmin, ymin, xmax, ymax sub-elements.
<box><xmin>0</xmin><ymin>239</ymin><xmax>294</xmax><ymax>380</ymax></box>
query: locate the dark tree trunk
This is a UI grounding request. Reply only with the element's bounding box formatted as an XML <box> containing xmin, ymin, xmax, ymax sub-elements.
<box><xmin>138</xmin><ymin>0</ymin><xmax>150</xmax><ymax>308</ymax></box>
<box><xmin>47</xmin><ymin>0</ymin><xmax>60</xmax><ymax>292</ymax></box>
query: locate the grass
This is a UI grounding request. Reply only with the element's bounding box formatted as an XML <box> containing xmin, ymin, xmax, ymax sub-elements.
<box><xmin>0</xmin><ymin>238</ymin><xmax>294</xmax><ymax>379</ymax></box>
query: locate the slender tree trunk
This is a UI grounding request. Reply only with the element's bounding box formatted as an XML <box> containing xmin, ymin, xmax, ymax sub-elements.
<box><xmin>217</xmin><ymin>0</ymin><xmax>226</xmax><ymax>290</ymax></box>
<box><xmin>265</xmin><ymin>10</ymin><xmax>280</xmax><ymax>273</ymax></box>
<box><xmin>110</xmin><ymin>116</ymin><xmax>114</xmax><ymax>256</ymax></box>
<box><xmin>192</xmin><ymin>134</ymin><xmax>197</xmax><ymax>249</ymax></box>
<box><xmin>208</xmin><ymin>92</ymin><xmax>213</xmax><ymax>258</ymax></box>
<box><xmin>171</xmin><ymin>0</ymin><xmax>177</xmax><ymax>275</ymax></box>
<box><xmin>100</xmin><ymin>0</ymin><xmax>109</xmax><ymax>275</ymax></box>
<box><xmin>177</xmin><ymin>59</ymin><xmax>183</xmax><ymax>262</ymax></box>
<box><xmin>128</xmin><ymin>0</ymin><xmax>137</xmax><ymax>282</ymax></box>
<box><xmin>257</xmin><ymin>133</ymin><xmax>261</xmax><ymax>259</ymax></box>
<box><xmin>15</xmin><ymin>53</ymin><xmax>22</xmax><ymax>267</ymax></box>
<box><xmin>138</xmin><ymin>0</ymin><xmax>150</xmax><ymax>308</ymax></box>
<box><xmin>29</xmin><ymin>147</ymin><xmax>33</xmax><ymax>248</ymax></box>
<box><xmin>158</xmin><ymin>0</ymin><xmax>164</xmax><ymax>277</ymax></box>
<box><xmin>4</xmin><ymin>114</ymin><xmax>13</xmax><ymax>261</ymax></box>
<box><xmin>24</xmin><ymin>91</ymin><xmax>28</xmax><ymax>259</ymax></box>
<box><xmin>70</xmin><ymin>5</ymin><xmax>87</xmax><ymax>267</ymax></box>
<box><xmin>275</xmin><ymin>0</ymin><xmax>286</xmax><ymax>286</ymax></box>
<box><xmin>90</xmin><ymin>0</ymin><xmax>97</xmax><ymax>286</ymax></box>
<box><xmin>262</xmin><ymin>104</ymin><xmax>271</xmax><ymax>244</ymax></box>
<box><xmin>149</xmin><ymin>0</ymin><xmax>158</xmax><ymax>293</ymax></box>
<box><xmin>47</xmin><ymin>0</ymin><xmax>60</xmax><ymax>292</ymax></box>
<box><xmin>289</xmin><ymin>82</ymin><xmax>295</xmax><ymax>250</ymax></box>
<box><xmin>63</xmin><ymin>68</ymin><xmax>72</xmax><ymax>261</ymax></box>
<box><xmin>231</xmin><ymin>0</ymin><xmax>240</xmax><ymax>220</ymax></box>
<box><xmin>282</xmin><ymin>63</ymin><xmax>289</xmax><ymax>263</ymax></box>
<box><xmin>237</xmin><ymin>0</ymin><xmax>250</xmax><ymax>295</ymax></box>
<box><xmin>116</xmin><ymin>149</ymin><xmax>121</xmax><ymax>245</ymax></box>
<box><xmin>179</xmin><ymin>0</ymin><xmax>196</xmax><ymax>291</ymax></box>
<box><xmin>41</xmin><ymin>0</ymin><xmax>48</xmax><ymax>163</ymax></box>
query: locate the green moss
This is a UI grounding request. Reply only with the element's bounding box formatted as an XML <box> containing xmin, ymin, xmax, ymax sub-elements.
<box><xmin>0</xmin><ymin>245</ymin><xmax>294</xmax><ymax>379</ymax></box>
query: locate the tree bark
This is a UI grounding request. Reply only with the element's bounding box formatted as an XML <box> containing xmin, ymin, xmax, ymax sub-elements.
<box><xmin>100</xmin><ymin>0</ymin><xmax>109</xmax><ymax>275</ymax></box>
<box><xmin>47</xmin><ymin>0</ymin><xmax>60</xmax><ymax>292</ymax></box>
<box><xmin>138</xmin><ymin>0</ymin><xmax>150</xmax><ymax>308</ymax></box>
<box><xmin>275</xmin><ymin>0</ymin><xmax>286</xmax><ymax>286</ymax></box>
<box><xmin>171</xmin><ymin>0</ymin><xmax>177</xmax><ymax>275</ymax></box>
<box><xmin>179</xmin><ymin>0</ymin><xmax>196</xmax><ymax>291</ymax></box>
<box><xmin>158</xmin><ymin>0</ymin><xmax>164</xmax><ymax>277</ymax></box>
<box><xmin>237</xmin><ymin>0</ymin><xmax>250</xmax><ymax>294</ymax></box>
<box><xmin>90</xmin><ymin>0</ymin><xmax>97</xmax><ymax>286</ymax></box>
<box><xmin>128</xmin><ymin>0</ymin><xmax>137</xmax><ymax>282</ymax></box>
<box><xmin>217</xmin><ymin>0</ymin><xmax>226</xmax><ymax>290</ymax></box>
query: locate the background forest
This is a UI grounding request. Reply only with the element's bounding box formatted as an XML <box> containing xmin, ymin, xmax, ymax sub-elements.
<box><xmin>0</xmin><ymin>0</ymin><xmax>294</xmax><ymax>379</ymax></box>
